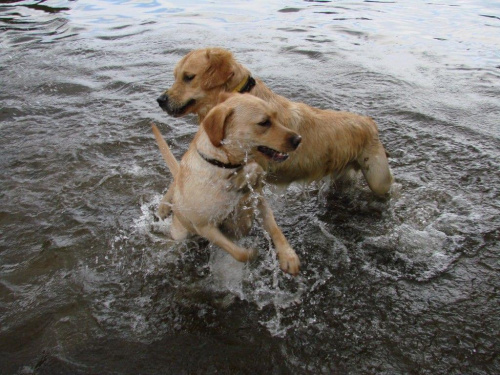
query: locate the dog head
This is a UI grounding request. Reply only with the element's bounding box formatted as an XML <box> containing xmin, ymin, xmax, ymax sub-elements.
<box><xmin>201</xmin><ymin>93</ymin><xmax>301</xmax><ymax>165</ymax></box>
<box><xmin>157</xmin><ymin>48</ymin><xmax>250</xmax><ymax>119</ymax></box>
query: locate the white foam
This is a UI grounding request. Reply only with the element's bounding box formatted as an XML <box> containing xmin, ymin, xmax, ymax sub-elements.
<box><xmin>209</xmin><ymin>247</ymin><xmax>245</xmax><ymax>297</ymax></box>
<box><xmin>132</xmin><ymin>194</ymin><xmax>171</xmax><ymax>239</ymax></box>
<box><xmin>360</xmin><ymin>223</ymin><xmax>460</xmax><ymax>281</ymax></box>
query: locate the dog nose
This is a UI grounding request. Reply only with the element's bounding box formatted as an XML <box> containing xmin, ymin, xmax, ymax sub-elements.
<box><xmin>289</xmin><ymin>134</ymin><xmax>302</xmax><ymax>149</ymax></box>
<box><xmin>157</xmin><ymin>94</ymin><xmax>168</xmax><ymax>108</ymax></box>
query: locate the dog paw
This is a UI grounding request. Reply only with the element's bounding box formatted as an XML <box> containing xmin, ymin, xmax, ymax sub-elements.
<box><xmin>233</xmin><ymin>247</ymin><xmax>258</xmax><ymax>263</ymax></box>
<box><xmin>156</xmin><ymin>202</ymin><xmax>172</xmax><ymax>220</ymax></box>
<box><xmin>227</xmin><ymin>162</ymin><xmax>265</xmax><ymax>192</ymax></box>
<box><xmin>278</xmin><ymin>248</ymin><xmax>300</xmax><ymax>276</ymax></box>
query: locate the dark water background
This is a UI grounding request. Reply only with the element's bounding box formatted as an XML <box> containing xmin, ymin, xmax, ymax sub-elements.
<box><xmin>1</xmin><ymin>0</ymin><xmax>499</xmax><ymax>374</ymax></box>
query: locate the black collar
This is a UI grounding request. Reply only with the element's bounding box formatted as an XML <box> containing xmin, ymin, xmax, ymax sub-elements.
<box><xmin>197</xmin><ymin>150</ymin><xmax>243</xmax><ymax>170</ymax></box>
<box><xmin>236</xmin><ymin>76</ymin><xmax>256</xmax><ymax>94</ymax></box>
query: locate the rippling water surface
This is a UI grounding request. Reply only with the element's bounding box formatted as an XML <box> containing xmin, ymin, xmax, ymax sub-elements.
<box><xmin>1</xmin><ymin>1</ymin><xmax>499</xmax><ymax>374</ymax></box>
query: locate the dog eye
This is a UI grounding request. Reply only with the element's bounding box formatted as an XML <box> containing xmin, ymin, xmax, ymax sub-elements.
<box><xmin>183</xmin><ymin>74</ymin><xmax>195</xmax><ymax>83</ymax></box>
<box><xmin>258</xmin><ymin>118</ymin><xmax>271</xmax><ymax>127</ymax></box>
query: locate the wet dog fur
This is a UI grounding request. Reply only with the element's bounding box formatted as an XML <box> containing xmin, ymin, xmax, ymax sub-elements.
<box><xmin>157</xmin><ymin>47</ymin><xmax>393</xmax><ymax>195</ymax></box>
<box><xmin>152</xmin><ymin>93</ymin><xmax>302</xmax><ymax>275</ymax></box>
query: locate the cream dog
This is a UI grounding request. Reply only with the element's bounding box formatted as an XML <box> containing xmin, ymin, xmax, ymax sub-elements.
<box><xmin>157</xmin><ymin>47</ymin><xmax>393</xmax><ymax>196</ymax></box>
<box><xmin>152</xmin><ymin>93</ymin><xmax>302</xmax><ymax>275</ymax></box>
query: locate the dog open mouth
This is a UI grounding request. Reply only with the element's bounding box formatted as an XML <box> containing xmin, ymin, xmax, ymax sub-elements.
<box><xmin>257</xmin><ymin>146</ymin><xmax>289</xmax><ymax>162</ymax></box>
<box><xmin>167</xmin><ymin>99</ymin><xmax>196</xmax><ymax>117</ymax></box>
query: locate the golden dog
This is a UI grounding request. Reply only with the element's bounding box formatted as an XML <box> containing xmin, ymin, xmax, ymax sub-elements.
<box><xmin>152</xmin><ymin>93</ymin><xmax>302</xmax><ymax>275</ymax></box>
<box><xmin>157</xmin><ymin>47</ymin><xmax>393</xmax><ymax>194</ymax></box>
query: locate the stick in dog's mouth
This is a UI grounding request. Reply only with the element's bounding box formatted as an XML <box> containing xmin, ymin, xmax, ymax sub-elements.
<box><xmin>257</xmin><ymin>146</ymin><xmax>289</xmax><ymax>162</ymax></box>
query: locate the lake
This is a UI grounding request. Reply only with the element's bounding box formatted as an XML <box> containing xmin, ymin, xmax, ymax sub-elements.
<box><xmin>0</xmin><ymin>0</ymin><xmax>499</xmax><ymax>373</ymax></box>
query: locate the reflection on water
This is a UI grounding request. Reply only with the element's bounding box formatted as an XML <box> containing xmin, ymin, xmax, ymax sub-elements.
<box><xmin>0</xmin><ymin>0</ymin><xmax>499</xmax><ymax>374</ymax></box>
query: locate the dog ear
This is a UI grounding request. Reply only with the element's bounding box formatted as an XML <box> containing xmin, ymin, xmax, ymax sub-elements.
<box><xmin>202</xmin><ymin>104</ymin><xmax>234</xmax><ymax>147</ymax></box>
<box><xmin>202</xmin><ymin>49</ymin><xmax>234</xmax><ymax>90</ymax></box>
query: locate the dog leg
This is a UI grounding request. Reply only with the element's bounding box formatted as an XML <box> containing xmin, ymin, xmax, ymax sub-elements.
<box><xmin>233</xmin><ymin>195</ymin><xmax>255</xmax><ymax>236</ymax></box>
<box><xmin>257</xmin><ymin>198</ymin><xmax>300</xmax><ymax>275</ymax></box>
<box><xmin>332</xmin><ymin>165</ymin><xmax>358</xmax><ymax>192</ymax></box>
<box><xmin>221</xmin><ymin>196</ymin><xmax>255</xmax><ymax>238</ymax></box>
<box><xmin>170</xmin><ymin>214</ymin><xmax>189</xmax><ymax>240</ymax></box>
<box><xmin>221</xmin><ymin>162</ymin><xmax>264</xmax><ymax>238</ymax></box>
<box><xmin>358</xmin><ymin>141</ymin><xmax>393</xmax><ymax>196</ymax></box>
<box><xmin>196</xmin><ymin>225</ymin><xmax>258</xmax><ymax>262</ymax></box>
<box><xmin>157</xmin><ymin>182</ymin><xmax>175</xmax><ymax>219</ymax></box>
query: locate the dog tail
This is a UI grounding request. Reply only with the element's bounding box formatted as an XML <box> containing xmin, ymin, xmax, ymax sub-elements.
<box><xmin>152</xmin><ymin>123</ymin><xmax>180</xmax><ymax>176</ymax></box>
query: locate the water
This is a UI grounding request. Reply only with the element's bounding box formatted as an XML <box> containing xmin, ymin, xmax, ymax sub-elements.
<box><xmin>1</xmin><ymin>0</ymin><xmax>499</xmax><ymax>373</ymax></box>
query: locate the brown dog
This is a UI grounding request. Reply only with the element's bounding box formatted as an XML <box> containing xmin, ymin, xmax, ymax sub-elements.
<box><xmin>157</xmin><ymin>47</ymin><xmax>393</xmax><ymax>194</ymax></box>
<box><xmin>152</xmin><ymin>93</ymin><xmax>302</xmax><ymax>275</ymax></box>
